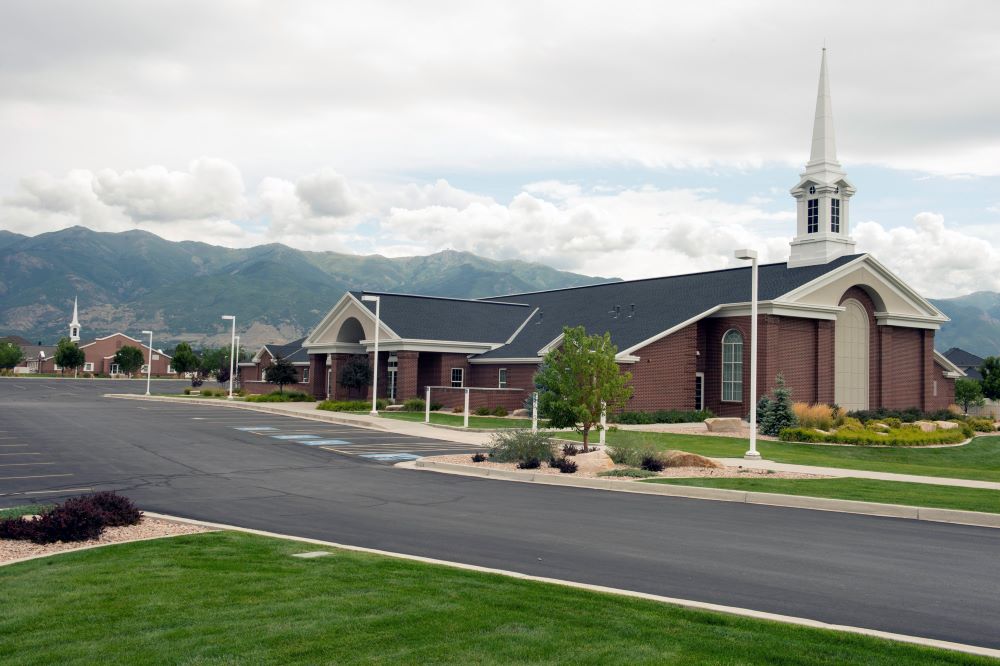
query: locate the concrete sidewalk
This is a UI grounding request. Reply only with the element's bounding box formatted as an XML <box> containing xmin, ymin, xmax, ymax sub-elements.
<box><xmin>108</xmin><ymin>395</ymin><xmax>1000</xmax><ymax>491</ymax></box>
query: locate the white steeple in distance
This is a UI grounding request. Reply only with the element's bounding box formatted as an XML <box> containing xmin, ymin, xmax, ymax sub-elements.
<box><xmin>69</xmin><ymin>296</ymin><xmax>81</xmax><ymax>342</ymax></box>
<box><xmin>788</xmin><ymin>48</ymin><xmax>857</xmax><ymax>268</ymax></box>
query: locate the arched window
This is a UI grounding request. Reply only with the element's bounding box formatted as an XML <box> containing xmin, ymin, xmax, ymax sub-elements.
<box><xmin>722</xmin><ymin>329</ymin><xmax>743</xmax><ymax>402</ymax></box>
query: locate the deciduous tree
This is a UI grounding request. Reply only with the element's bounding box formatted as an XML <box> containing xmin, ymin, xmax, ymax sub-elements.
<box><xmin>955</xmin><ymin>378</ymin><xmax>986</xmax><ymax>414</ymax></box>
<box><xmin>54</xmin><ymin>338</ymin><xmax>86</xmax><ymax>376</ymax></box>
<box><xmin>533</xmin><ymin>326</ymin><xmax>633</xmax><ymax>451</ymax></box>
<box><xmin>980</xmin><ymin>357</ymin><xmax>1000</xmax><ymax>401</ymax></box>
<box><xmin>267</xmin><ymin>355</ymin><xmax>299</xmax><ymax>394</ymax></box>
<box><xmin>338</xmin><ymin>355</ymin><xmax>372</xmax><ymax>397</ymax></box>
<box><xmin>113</xmin><ymin>345</ymin><xmax>145</xmax><ymax>377</ymax></box>
<box><xmin>0</xmin><ymin>341</ymin><xmax>23</xmax><ymax>370</ymax></box>
<box><xmin>171</xmin><ymin>342</ymin><xmax>199</xmax><ymax>378</ymax></box>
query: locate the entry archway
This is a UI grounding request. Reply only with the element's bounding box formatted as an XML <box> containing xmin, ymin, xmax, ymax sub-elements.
<box><xmin>336</xmin><ymin>317</ymin><xmax>366</xmax><ymax>343</ymax></box>
<box><xmin>835</xmin><ymin>299</ymin><xmax>869</xmax><ymax>411</ymax></box>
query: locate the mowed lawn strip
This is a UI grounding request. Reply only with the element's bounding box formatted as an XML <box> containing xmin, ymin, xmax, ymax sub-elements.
<box><xmin>645</xmin><ymin>477</ymin><xmax>1000</xmax><ymax>514</ymax></box>
<box><xmin>569</xmin><ymin>431</ymin><xmax>1000</xmax><ymax>482</ymax></box>
<box><xmin>380</xmin><ymin>411</ymin><xmax>542</xmax><ymax>429</ymax></box>
<box><xmin>0</xmin><ymin>531</ymin><xmax>990</xmax><ymax>665</ymax></box>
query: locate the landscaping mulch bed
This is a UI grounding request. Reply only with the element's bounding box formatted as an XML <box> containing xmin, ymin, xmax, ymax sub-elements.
<box><xmin>1</xmin><ymin>517</ymin><xmax>211</xmax><ymax>565</ymax></box>
<box><xmin>423</xmin><ymin>454</ymin><xmax>826</xmax><ymax>480</ymax></box>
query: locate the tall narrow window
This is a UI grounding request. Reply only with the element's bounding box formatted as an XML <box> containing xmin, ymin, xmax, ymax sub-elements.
<box><xmin>498</xmin><ymin>368</ymin><xmax>508</xmax><ymax>388</ymax></box>
<box><xmin>451</xmin><ymin>368</ymin><xmax>464</xmax><ymax>388</ymax></box>
<box><xmin>807</xmin><ymin>199</ymin><xmax>819</xmax><ymax>233</ymax></box>
<box><xmin>722</xmin><ymin>329</ymin><xmax>744</xmax><ymax>402</ymax></box>
<box><xmin>831</xmin><ymin>198</ymin><xmax>840</xmax><ymax>233</ymax></box>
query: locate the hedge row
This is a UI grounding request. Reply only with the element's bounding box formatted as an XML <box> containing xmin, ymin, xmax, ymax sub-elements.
<box><xmin>317</xmin><ymin>399</ymin><xmax>388</xmax><ymax>412</ymax></box>
<box><xmin>611</xmin><ymin>409</ymin><xmax>714</xmax><ymax>425</ymax></box>
<box><xmin>779</xmin><ymin>427</ymin><xmax>968</xmax><ymax>447</ymax></box>
<box><xmin>246</xmin><ymin>390</ymin><xmax>315</xmax><ymax>403</ymax></box>
<box><xmin>0</xmin><ymin>492</ymin><xmax>141</xmax><ymax>544</ymax></box>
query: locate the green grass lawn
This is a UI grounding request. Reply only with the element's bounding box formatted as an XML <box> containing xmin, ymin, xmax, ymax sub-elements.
<box><xmin>0</xmin><ymin>504</ymin><xmax>53</xmax><ymax>519</ymax></box>
<box><xmin>571</xmin><ymin>430</ymin><xmax>1000</xmax><ymax>482</ymax></box>
<box><xmin>645</xmin><ymin>477</ymin><xmax>1000</xmax><ymax>514</ymax></box>
<box><xmin>380</xmin><ymin>411</ymin><xmax>543</xmax><ymax>429</ymax></box>
<box><xmin>0</xmin><ymin>531</ymin><xmax>989</xmax><ymax>665</ymax></box>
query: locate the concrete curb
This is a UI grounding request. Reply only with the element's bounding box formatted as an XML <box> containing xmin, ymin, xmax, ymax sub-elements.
<box><xmin>140</xmin><ymin>511</ymin><xmax>1000</xmax><ymax>660</ymax></box>
<box><xmin>409</xmin><ymin>460</ymin><xmax>1000</xmax><ymax>529</ymax></box>
<box><xmin>104</xmin><ymin>394</ymin><xmax>390</xmax><ymax>431</ymax></box>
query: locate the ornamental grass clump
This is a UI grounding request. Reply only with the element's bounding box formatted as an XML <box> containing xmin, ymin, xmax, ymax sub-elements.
<box><xmin>488</xmin><ymin>429</ymin><xmax>554</xmax><ymax>465</ymax></box>
<box><xmin>792</xmin><ymin>403</ymin><xmax>834</xmax><ymax>430</ymax></box>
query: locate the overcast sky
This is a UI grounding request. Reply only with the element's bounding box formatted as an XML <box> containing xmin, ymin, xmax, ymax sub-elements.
<box><xmin>1</xmin><ymin>1</ymin><xmax>999</xmax><ymax>297</ymax></box>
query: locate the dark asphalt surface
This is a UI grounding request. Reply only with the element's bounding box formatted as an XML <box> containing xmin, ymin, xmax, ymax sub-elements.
<box><xmin>2</xmin><ymin>379</ymin><xmax>999</xmax><ymax>649</ymax></box>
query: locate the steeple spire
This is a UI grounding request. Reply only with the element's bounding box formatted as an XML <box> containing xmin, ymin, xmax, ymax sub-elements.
<box><xmin>808</xmin><ymin>48</ymin><xmax>839</xmax><ymax>168</ymax></box>
<box><xmin>787</xmin><ymin>49</ymin><xmax>857</xmax><ymax>268</ymax></box>
<box><xmin>69</xmin><ymin>296</ymin><xmax>81</xmax><ymax>342</ymax></box>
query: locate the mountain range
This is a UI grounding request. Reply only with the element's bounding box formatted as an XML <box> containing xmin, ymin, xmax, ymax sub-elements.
<box><xmin>0</xmin><ymin>226</ymin><xmax>616</xmax><ymax>348</ymax></box>
<box><xmin>2</xmin><ymin>226</ymin><xmax>998</xmax><ymax>358</ymax></box>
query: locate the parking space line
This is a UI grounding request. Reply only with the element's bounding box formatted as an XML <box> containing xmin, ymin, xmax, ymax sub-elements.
<box><xmin>0</xmin><ymin>487</ymin><xmax>93</xmax><ymax>498</ymax></box>
<box><xmin>0</xmin><ymin>473</ymin><xmax>73</xmax><ymax>481</ymax></box>
<box><xmin>0</xmin><ymin>462</ymin><xmax>55</xmax><ymax>467</ymax></box>
<box><xmin>0</xmin><ymin>452</ymin><xmax>41</xmax><ymax>456</ymax></box>
<box><xmin>0</xmin><ymin>444</ymin><xmax>28</xmax><ymax>448</ymax></box>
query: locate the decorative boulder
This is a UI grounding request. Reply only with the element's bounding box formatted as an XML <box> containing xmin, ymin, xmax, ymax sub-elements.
<box><xmin>934</xmin><ymin>421</ymin><xmax>960</xmax><ymax>430</ymax></box>
<box><xmin>511</xmin><ymin>408</ymin><xmax>530</xmax><ymax>417</ymax></box>
<box><xmin>913</xmin><ymin>421</ymin><xmax>937</xmax><ymax>432</ymax></box>
<box><xmin>705</xmin><ymin>417</ymin><xmax>744</xmax><ymax>433</ymax></box>
<box><xmin>572</xmin><ymin>449</ymin><xmax>615</xmax><ymax>473</ymax></box>
<box><xmin>661</xmin><ymin>450</ymin><xmax>723</xmax><ymax>469</ymax></box>
<box><xmin>384</xmin><ymin>404</ymin><xmax>405</xmax><ymax>411</ymax></box>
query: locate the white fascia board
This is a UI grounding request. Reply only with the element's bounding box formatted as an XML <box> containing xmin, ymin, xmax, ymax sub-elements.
<box><xmin>365</xmin><ymin>339</ymin><xmax>498</xmax><ymax>354</ymax></box>
<box><xmin>304</xmin><ymin>292</ymin><xmax>402</xmax><ymax>350</ymax></box>
<box><xmin>79</xmin><ymin>332</ymin><xmax>143</xmax><ymax>349</ymax></box>
<box><xmin>616</xmin><ymin>354</ymin><xmax>641</xmax><ymax>364</ymax></box>
<box><xmin>505</xmin><ymin>307</ymin><xmax>539</xmax><ymax>345</ymax></box>
<box><xmin>933</xmin><ymin>349</ymin><xmax>966</xmax><ymax>377</ymax></box>
<box><xmin>536</xmin><ymin>333</ymin><xmax>565</xmax><ymax>356</ymax></box>
<box><xmin>304</xmin><ymin>343</ymin><xmax>367</xmax><ymax>355</ymax></box>
<box><xmin>469</xmin><ymin>357</ymin><xmax>543</xmax><ymax>365</ymax></box>
<box><xmin>251</xmin><ymin>345</ymin><xmax>270</xmax><ymax>363</ymax></box>
<box><xmin>863</xmin><ymin>254</ymin><xmax>950</xmax><ymax>321</ymax></box>
<box><xmin>618</xmin><ymin>305</ymin><xmax>722</xmax><ymax>357</ymax></box>
<box><xmin>874</xmin><ymin>313</ymin><xmax>941</xmax><ymax>330</ymax></box>
<box><xmin>713</xmin><ymin>300</ymin><xmax>844</xmax><ymax>321</ymax></box>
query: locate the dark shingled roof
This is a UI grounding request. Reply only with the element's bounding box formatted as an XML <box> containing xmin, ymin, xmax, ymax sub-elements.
<box><xmin>352</xmin><ymin>292</ymin><xmax>531</xmax><ymax>344</ymax></box>
<box><xmin>944</xmin><ymin>347</ymin><xmax>984</xmax><ymax>380</ymax></box>
<box><xmin>473</xmin><ymin>255</ymin><xmax>862</xmax><ymax>360</ymax></box>
<box><xmin>267</xmin><ymin>336</ymin><xmax>309</xmax><ymax>364</ymax></box>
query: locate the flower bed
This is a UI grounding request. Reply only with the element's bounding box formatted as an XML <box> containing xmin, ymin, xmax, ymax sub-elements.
<box><xmin>779</xmin><ymin>426</ymin><xmax>968</xmax><ymax>447</ymax></box>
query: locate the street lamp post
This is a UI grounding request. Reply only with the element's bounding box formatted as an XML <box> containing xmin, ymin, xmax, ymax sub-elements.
<box><xmin>361</xmin><ymin>295</ymin><xmax>381</xmax><ymax>416</ymax></box>
<box><xmin>735</xmin><ymin>249</ymin><xmax>761</xmax><ymax>459</ymax></box>
<box><xmin>141</xmin><ymin>329</ymin><xmax>153</xmax><ymax>396</ymax></box>
<box><xmin>222</xmin><ymin>315</ymin><xmax>236</xmax><ymax>400</ymax></box>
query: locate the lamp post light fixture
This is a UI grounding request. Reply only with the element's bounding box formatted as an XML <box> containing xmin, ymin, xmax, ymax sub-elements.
<box><xmin>141</xmin><ymin>329</ymin><xmax>153</xmax><ymax>396</ymax></box>
<box><xmin>221</xmin><ymin>315</ymin><xmax>236</xmax><ymax>400</ymax></box>
<box><xmin>361</xmin><ymin>295</ymin><xmax>381</xmax><ymax>416</ymax></box>
<box><xmin>734</xmin><ymin>249</ymin><xmax>761</xmax><ymax>459</ymax></box>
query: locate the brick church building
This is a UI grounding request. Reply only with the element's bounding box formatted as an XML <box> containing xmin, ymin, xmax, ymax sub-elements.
<box><xmin>301</xmin><ymin>51</ymin><xmax>964</xmax><ymax>415</ymax></box>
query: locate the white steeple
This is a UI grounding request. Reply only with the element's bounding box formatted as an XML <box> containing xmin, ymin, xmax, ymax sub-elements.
<box><xmin>69</xmin><ymin>296</ymin><xmax>81</xmax><ymax>342</ymax></box>
<box><xmin>788</xmin><ymin>48</ymin><xmax>857</xmax><ymax>268</ymax></box>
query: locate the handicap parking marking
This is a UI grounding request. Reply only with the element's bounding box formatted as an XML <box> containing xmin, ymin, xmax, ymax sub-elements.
<box><xmin>270</xmin><ymin>434</ymin><xmax>322</xmax><ymax>440</ymax></box>
<box><xmin>297</xmin><ymin>439</ymin><xmax>351</xmax><ymax>446</ymax></box>
<box><xmin>233</xmin><ymin>426</ymin><xmax>280</xmax><ymax>431</ymax></box>
<box><xmin>357</xmin><ymin>453</ymin><xmax>421</xmax><ymax>462</ymax></box>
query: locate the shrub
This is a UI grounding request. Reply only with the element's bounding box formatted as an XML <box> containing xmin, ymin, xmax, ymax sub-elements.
<box><xmin>488</xmin><ymin>429</ymin><xmax>554</xmax><ymax>464</ymax></box>
<box><xmin>561</xmin><ymin>442</ymin><xmax>578</xmax><ymax>456</ymax></box>
<box><xmin>246</xmin><ymin>390</ymin><xmax>314</xmax><ymax>403</ymax></box>
<box><xmin>452</xmin><ymin>406</ymin><xmax>464</xmax><ymax>413</ymax></box>
<box><xmin>597</xmin><ymin>468</ymin><xmax>659</xmax><ymax>478</ymax></box>
<box><xmin>517</xmin><ymin>458</ymin><xmax>541</xmax><ymax>469</ymax></box>
<box><xmin>838</xmin><ymin>417</ymin><xmax>865</xmax><ymax>431</ymax></box>
<box><xmin>640</xmin><ymin>454</ymin><xmax>665</xmax><ymax>472</ymax></box>
<box><xmin>847</xmin><ymin>407</ymin><xmax>962</xmax><ymax>424</ymax></box>
<box><xmin>317</xmin><ymin>399</ymin><xmax>387</xmax><ymax>411</ymax></box>
<box><xmin>86</xmin><ymin>491</ymin><xmax>142</xmax><ymax>527</ymax></box>
<box><xmin>551</xmin><ymin>457</ymin><xmax>578</xmax><ymax>474</ymax></box>
<box><xmin>0</xmin><ymin>517</ymin><xmax>39</xmax><ymax>540</ymax></box>
<box><xmin>883</xmin><ymin>417</ymin><xmax>903</xmax><ymax>429</ymax></box>
<box><xmin>475</xmin><ymin>406</ymin><xmax>491</xmax><ymax>416</ymax></box>
<box><xmin>471</xmin><ymin>452</ymin><xmax>487</xmax><ymax>463</ymax></box>
<box><xmin>759</xmin><ymin>374</ymin><xmax>797</xmax><ymax>436</ymax></box>
<box><xmin>969</xmin><ymin>418</ymin><xmax>997</xmax><ymax>432</ymax></box>
<box><xmin>792</xmin><ymin>403</ymin><xmax>834</xmax><ymax>430</ymax></box>
<box><xmin>183</xmin><ymin>387</ymin><xmax>192</xmax><ymax>395</ymax></box>
<box><xmin>32</xmin><ymin>500</ymin><xmax>107</xmax><ymax>544</ymax></box>
<box><xmin>430</xmin><ymin>402</ymin><xmax>444</xmax><ymax>411</ymax></box>
<box><xmin>779</xmin><ymin>426</ymin><xmax>967</xmax><ymax>446</ymax></box>
<box><xmin>492</xmin><ymin>406</ymin><xmax>509</xmax><ymax>417</ymax></box>
<box><xmin>606</xmin><ymin>446</ymin><xmax>645</xmax><ymax>468</ymax></box>
<box><xmin>613</xmin><ymin>409</ymin><xmax>714</xmax><ymax>425</ymax></box>
<box><xmin>403</xmin><ymin>398</ymin><xmax>426</xmax><ymax>412</ymax></box>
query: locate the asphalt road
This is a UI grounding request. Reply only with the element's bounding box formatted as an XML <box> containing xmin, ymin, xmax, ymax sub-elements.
<box><xmin>2</xmin><ymin>378</ymin><xmax>999</xmax><ymax>650</ymax></box>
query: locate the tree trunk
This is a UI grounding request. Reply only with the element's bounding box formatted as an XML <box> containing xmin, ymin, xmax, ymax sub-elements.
<box><xmin>581</xmin><ymin>425</ymin><xmax>590</xmax><ymax>452</ymax></box>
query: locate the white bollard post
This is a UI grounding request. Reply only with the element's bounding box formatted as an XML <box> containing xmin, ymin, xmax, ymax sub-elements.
<box><xmin>425</xmin><ymin>386</ymin><xmax>431</xmax><ymax>423</ymax></box>
<box><xmin>464</xmin><ymin>388</ymin><xmax>470</xmax><ymax>428</ymax></box>
<box><xmin>599</xmin><ymin>401</ymin><xmax>607</xmax><ymax>447</ymax></box>
<box><xmin>532</xmin><ymin>392</ymin><xmax>538</xmax><ymax>433</ymax></box>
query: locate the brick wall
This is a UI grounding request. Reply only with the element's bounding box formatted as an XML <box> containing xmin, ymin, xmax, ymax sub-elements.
<box><xmin>627</xmin><ymin>325</ymin><xmax>698</xmax><ymax>411</ymax></box>
<box><xmin>428</xmin><ymin>387</ymin><xmax>527</xmax><ymax>412</ymax></box>
<box><xmin>927</xmin><ymin>359</ymin><xmax>957</xmax><ymax>411</ymax></box>
<box><xmin>881</xmin><ymin>326</ymin><xmax>923</xmax><ymax>409</ymax></box>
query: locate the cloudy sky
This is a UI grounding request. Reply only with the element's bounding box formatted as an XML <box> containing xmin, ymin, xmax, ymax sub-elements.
<box><xmin>1</xmin><ymin>1</ymin><xmax>999</xmax><ymax>297</ymax></box>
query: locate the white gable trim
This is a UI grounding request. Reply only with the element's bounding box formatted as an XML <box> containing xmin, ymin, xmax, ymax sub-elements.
<box><xmin>305</xmin><ymin>293</ymin><xmax>401</xmax><ymax>352</ymax></box>
<box><xmin>617</xmin><ymin>306</ymin><xmax>722</xmax><ymax>358</ymax></box>
<box><xmin>537</xmin><ymin>333</ymin><xmax>565</xmax><ymax>356</ymax></box>
<box><xmin>933</xmin><ymin>350</ymin><xmax>965</xmax><ymax>379</ymax></box>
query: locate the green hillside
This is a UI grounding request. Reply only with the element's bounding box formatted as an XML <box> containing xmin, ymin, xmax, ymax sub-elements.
<box><xmin>0</xmin><ymin>226</ymin><xmax>615</xmax><ymax>347</ymax></box>
<box><xmin>932</xmin><ymin>292</ymin><xmax>1000</xmax><ymax>357</ymax></box>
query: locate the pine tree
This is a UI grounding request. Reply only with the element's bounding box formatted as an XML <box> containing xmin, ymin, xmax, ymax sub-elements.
<box><xmin>759</xmin><ymin>374</ymin><xmax>796</xmax><ymax>436</ymax></box>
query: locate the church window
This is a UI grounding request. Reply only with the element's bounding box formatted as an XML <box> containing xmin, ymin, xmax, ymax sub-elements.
<box><xmin>721</xmin><ymin>329</ymin><xmax>743</xmax><ymax>402</ymax></box>
<box><xmin>451</xmin><ymin>367</ymin><xmax>464</xmax><ymax>387</ymax></box>
<box><xmin>831</xmin><ymin>198</ymin><xmax>841</xmax><ymax>233</ymax></box>
<box><xmin>807</xmin><ymin>199</ymin><xmax>819</xmax><ymax>233</ymax></box>
<box><xmin>808</xmin><ymin>185</ymin><xmax>816</xmax><ymax>194</ymax></box>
